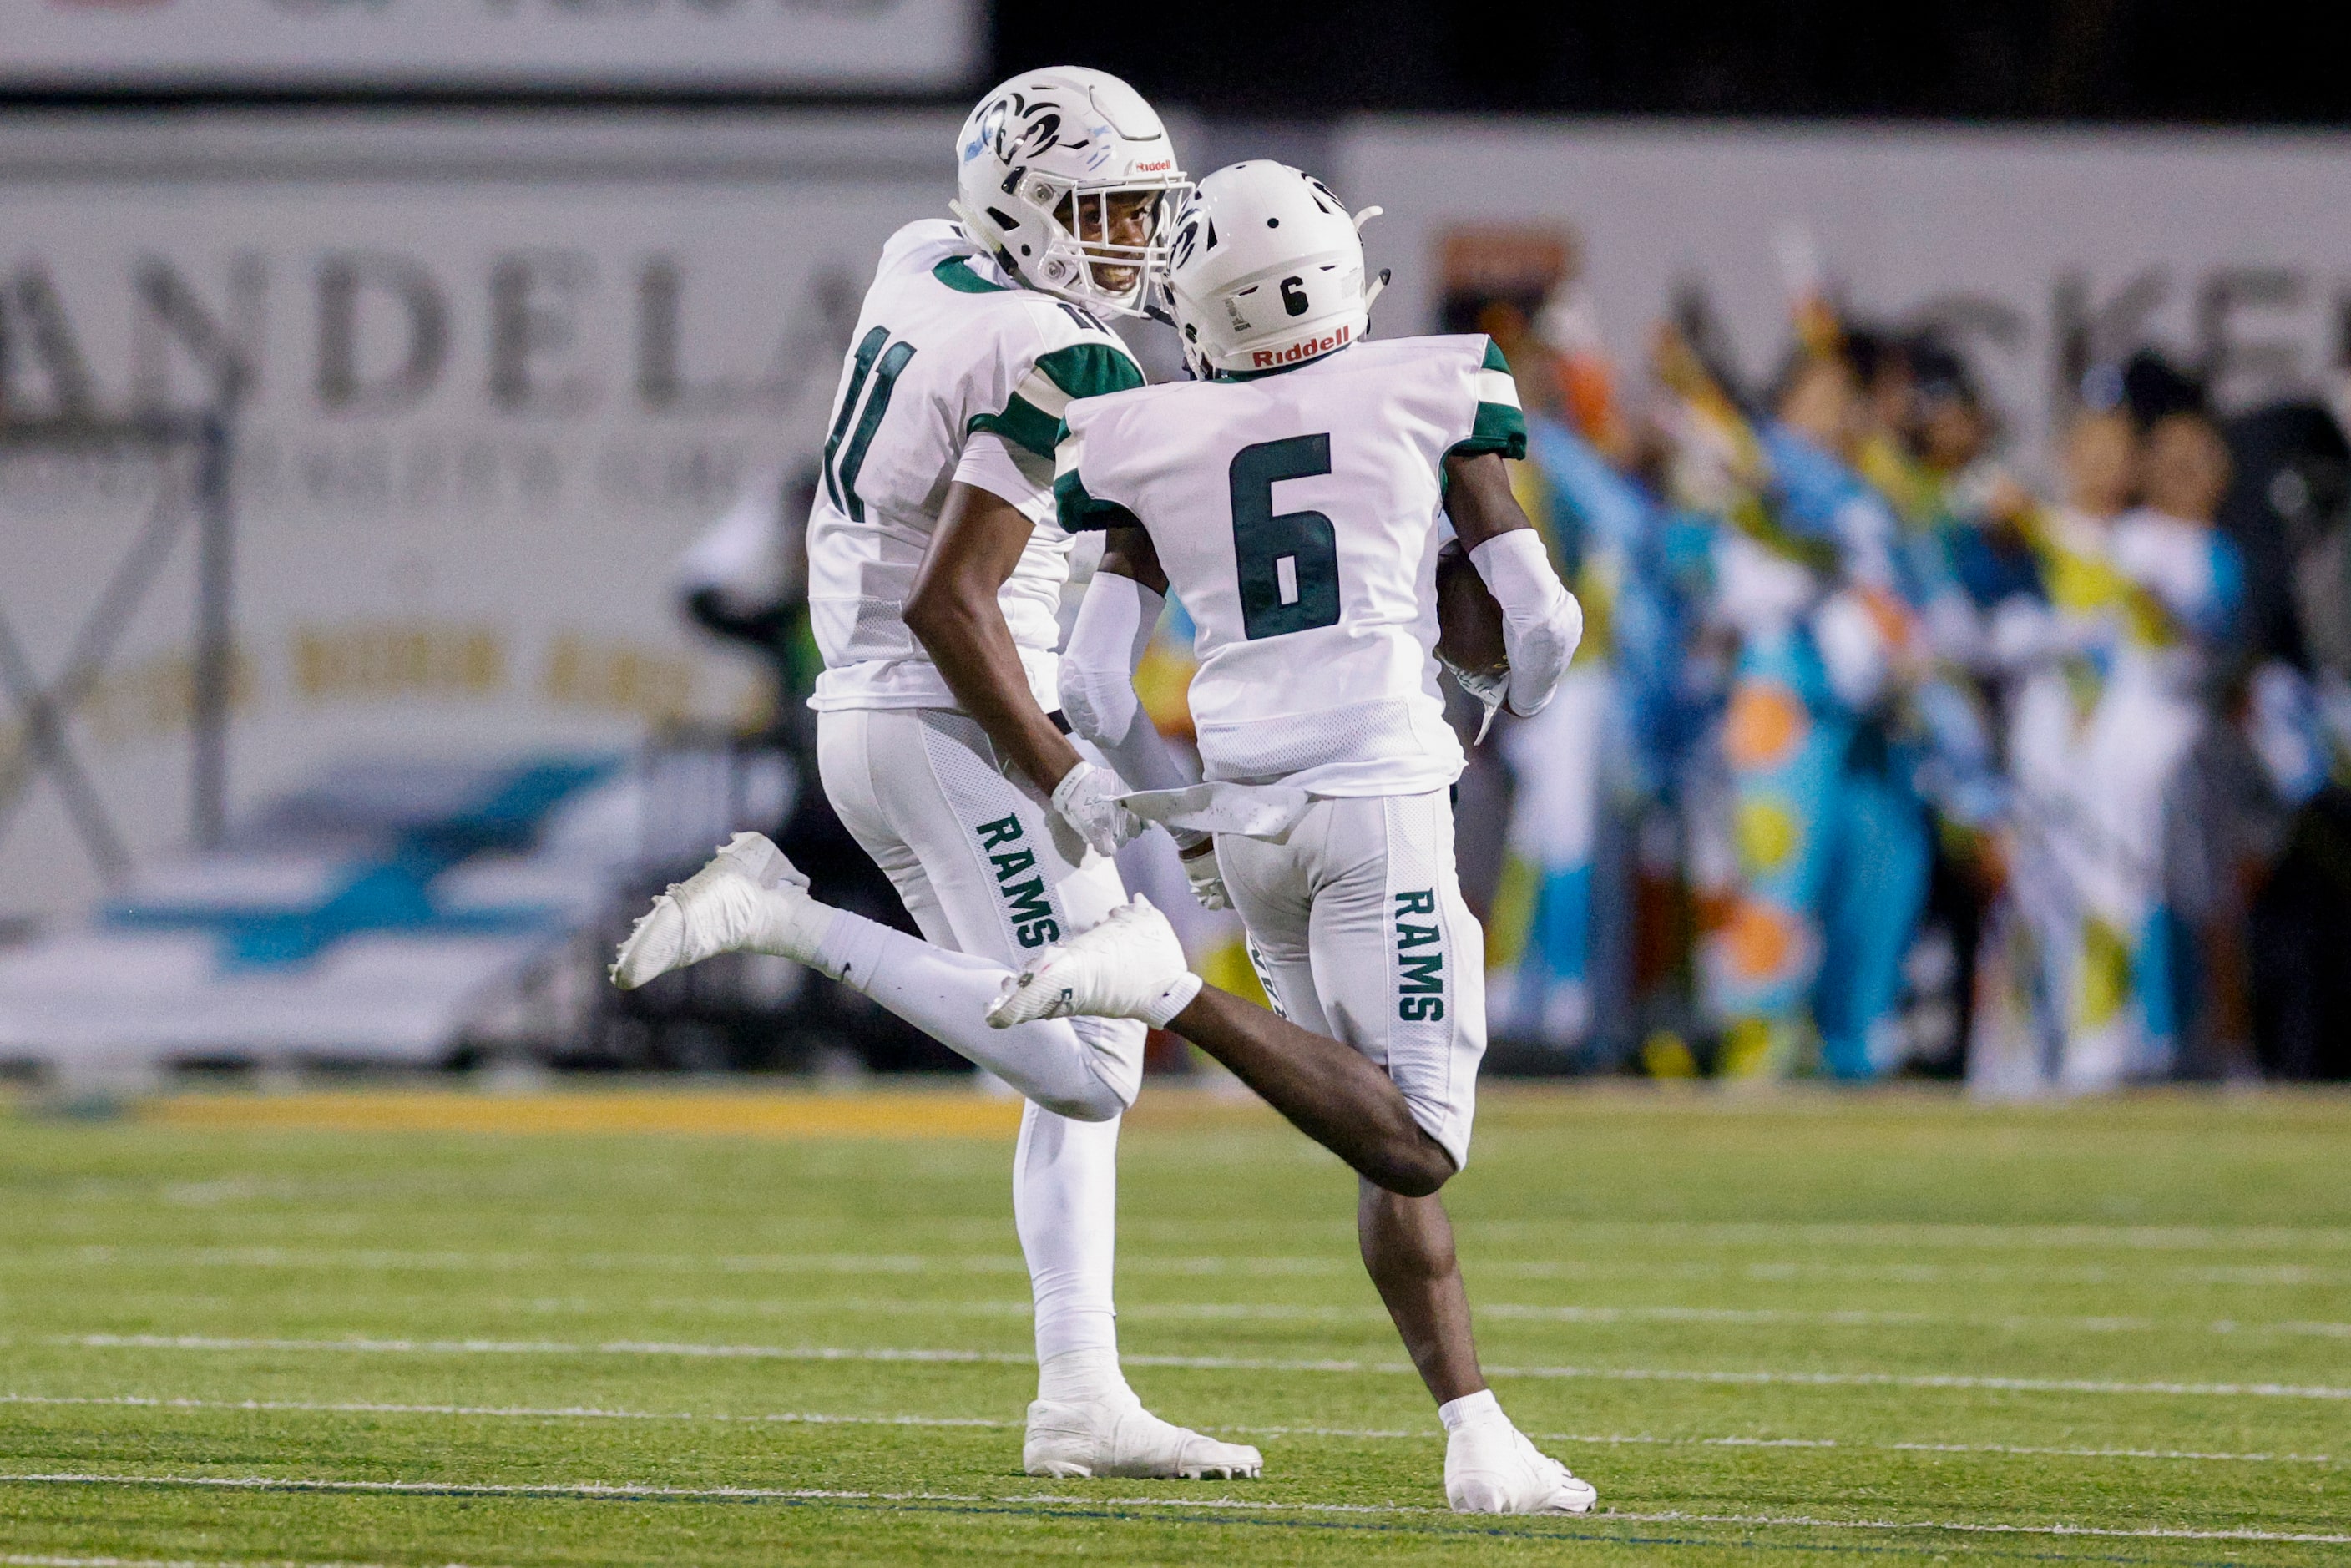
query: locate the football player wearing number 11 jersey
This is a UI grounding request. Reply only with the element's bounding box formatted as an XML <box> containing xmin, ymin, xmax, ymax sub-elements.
<box><xmin>617</xmin><ymin>67</ymin><xmax>1262</xmax><ymax>1482</ymax></box>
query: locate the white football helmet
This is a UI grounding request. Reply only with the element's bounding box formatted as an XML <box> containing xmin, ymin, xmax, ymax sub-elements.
<box><xmin>952</xmin><ymin>67</ymin><xmax>1188</xmax><ymax>319</ymax></box>
<box><xmin>1165</xmin><ymin>162</ymin><xmax>1382</xmax><ymax>379</ymax></box>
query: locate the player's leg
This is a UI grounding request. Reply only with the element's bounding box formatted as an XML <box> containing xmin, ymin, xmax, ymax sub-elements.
<box><xmin>612</xmin><ymin>710</ymin><xmax>1134</xmax><ymax>1119</ymax></box>
<box><xmin>993</xmin><ymin>815</ymin><xmax>1459</xmax><ymax>1194</ymax></box>
<box><xmin>1154</xmin><ymin>984</ymin><xmax>1455</xmax><ymax>1196</ymax></box>
<box><xmin>817</xmin><ymin>707</ymin><xmax>1259</xmax><ymax>1481</ymax></box>
<box><xmin>987</xmin><ymin>886</ymin><xmax>1590</xmax><ymax>1510</ymax></box>
<box><xmin>1199</xmin><ymin>829</ymin><xmax>1459</xmax><ymax>1193</ymax></box>
<box><xmin>1241</xmin><ymin>794</ymin><xmax>1484</xmax><ymax>1385</ymax></box>
<box><xmin>1243</xmin><ymin>792</ymin><xmax>1595</xmax><ymax>1515</ymax></box>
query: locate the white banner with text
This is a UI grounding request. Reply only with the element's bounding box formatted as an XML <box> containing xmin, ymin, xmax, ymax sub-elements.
<box><xmin>0</xmin><ymin>0</ymin><xmax>979</xmax><ymax>91</ymax></box>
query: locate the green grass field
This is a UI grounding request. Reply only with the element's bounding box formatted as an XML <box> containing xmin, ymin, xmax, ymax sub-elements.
<box><xmin>1</xmin><ymin>1085</ymin><xmax>2345</xmax><ymax>1565</ymax></box>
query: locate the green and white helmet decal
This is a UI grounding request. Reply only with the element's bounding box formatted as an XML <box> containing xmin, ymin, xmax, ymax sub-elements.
<box><xmin>951</xmin><ymin>66</ymin><xmax>1190</xmax><ymax>319</ymax></box>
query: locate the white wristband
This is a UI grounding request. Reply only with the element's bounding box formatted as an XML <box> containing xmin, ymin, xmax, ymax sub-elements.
<box><xmin>1469</xmin><ymin>529</ymin><xmax>1582</xmax><ymax>717</ymax></box>
<box><xmin>1142</xmin><ymin>971</ymin><xmax>1205</xmax><ymax>1029</ymax></box>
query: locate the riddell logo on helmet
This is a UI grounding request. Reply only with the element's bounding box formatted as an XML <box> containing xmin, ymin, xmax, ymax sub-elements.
<box><xmin>1131</xmin><ymin>159</ymin><xmax>1174</xmax><ymax>172</ymax></box>
<box><xmin>1251</xmin><ymin>323</ymin><xmax>1350</xmax><ymax>368</ymax></box>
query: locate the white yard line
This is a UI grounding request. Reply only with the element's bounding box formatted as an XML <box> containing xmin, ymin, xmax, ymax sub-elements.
<box><xmin>0</xmin><ymin>1393</ymin><xmax>1012</xmax><ymax>1429</ymax></box>
<box><xmin>53</xmin><ymin>1334</ymin><xmax>2351</xmax><ymax>1399</ymax></box>
<box><xmin>1211</xmin><ymin>1219</ymin><xmax>2351</xmax><ymax>1251</ymax></box>
<box><xmin>646</xmin><ymin>1294</ymin><xmax>2351</xmax><ymax>1338</ymax></box>
<box><xmin>2</xmin><ymin>1470</ymin><xmax>2346</xmax><ymax>1547</ymax></box>
<box><xmin>0</xmin><ymin>1392</ymin><xmax>2330</xmax><ymax>1466</ymax></box>
<box><xmin>28</xmin><ymin>1245</ymin><xmax>2351</xmax><ymax>1289</ymax></box>
<box><xmin>28</xmin><ymin>1252</ymin><xmax>2351</xmax><ymax>1335</ymax></box>
<box><xmin>39</xmin><ymin>1217</ymin><xmax>2351</xmax><ymax>1257</ymax></box>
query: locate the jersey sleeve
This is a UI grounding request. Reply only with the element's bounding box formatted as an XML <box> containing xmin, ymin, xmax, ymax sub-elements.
<box><xmin>1052</xmin><ymin>411</ymin><xmax>1143</xmax><ymax>534</ymax></box>
<box><xmin>1448</xmin><ymin>336</ymin><xmax>1529</xmax><ymax>462</ymax></box>
<box><xmin>967</xmin><ymin>308</ymin><xmax>1146</xmax><ymax>461</ymax></box>
<box><xmin>952</xmin><ymin>430</ymin><xmax>1054</xmax><ymax>524</ymax></box>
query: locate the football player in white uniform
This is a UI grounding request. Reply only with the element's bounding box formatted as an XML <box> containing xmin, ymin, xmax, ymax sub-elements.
<box><xmin>611</xmin><ymin>134</ymin><xmax>1592</xmax><ymax>1509</ymax></box>
<box><xmin>993</xmin><ymin>161</ymin><xmax>1596</xmax><ymax>1513</ymax></box>
<box><xmin>614</xmin><ymin>67</ymin><xmax>1264</xmax><ymax>1482</ymax></box>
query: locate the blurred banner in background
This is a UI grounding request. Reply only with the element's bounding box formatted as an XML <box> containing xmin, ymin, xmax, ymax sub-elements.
<box><xmin>1342</xmin><ymin>123</ymin><xmax>2351</xmax><ymax>463</ymax></box>
<box><xmin>0</xmin><ymin>0</ymin><xmax>980</xmax><ymax>92</ymax></box>
<box><xmin>7</xmin><ymin>114</ymin><xmax>2348</xmax><ymax>923</ymax></box>
<box><xmin>0</xmin><ymin>113</ymin><xmax>966</xmax><ymax>919</ymax></box>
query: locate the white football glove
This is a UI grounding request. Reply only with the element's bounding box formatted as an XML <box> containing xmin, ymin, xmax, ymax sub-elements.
<box><xmin>1443</xmin><ymin>657</ymin><xmax>1511</xmax><ymax>745</ymax></box>
<box><xmin>1050</xmin><ymin>761</ymin><xmax>1145</xmax><ymax>858</ymax></box>
<box><xmin>1177</xmin><ymin>834</ymin><xmax>1230</xmax><ymax>910</ymax></box>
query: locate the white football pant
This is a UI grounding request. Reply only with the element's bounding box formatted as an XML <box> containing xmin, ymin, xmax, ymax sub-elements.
<box><xmin>817</xmin><ymin>706</ymin><xmax>1144</xmax><ymax>1367</ymax></box>
<box><xmin>1216</xmin><ymin>790</ymin><xmax>1484</xmax><ymax>1171</ymax></box>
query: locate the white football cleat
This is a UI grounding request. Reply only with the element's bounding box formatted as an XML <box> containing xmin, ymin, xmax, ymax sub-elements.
<box><xmin>1024</xmin><ymin>1394</ymin><xmax>1263</xmax><ymax>1480</ymax></box>
<box><xmin>986</xmin><ymin>895</ymin><xmax>1196</xmax><ymax>1029</ymax></box>
<box><xmin>1444</xmin><ymin>1420</ymin><xmax>1597</xmax><ymax>1514</ymax></box>
<box><xmin>609</xmin><ymin>832</ymin><xmax>826</xmax><ymax>990</ymax></box>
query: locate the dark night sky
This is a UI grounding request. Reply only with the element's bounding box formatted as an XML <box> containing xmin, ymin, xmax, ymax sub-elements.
<box><xmin>5</xmin><ymin>0</ymin><xmax>2344</xmax><ymax>122</ymax></box>
<box><xmin>994</xmin><ymin>0</ymin><xmax>2351</xmax><ymax>123</ymax></box>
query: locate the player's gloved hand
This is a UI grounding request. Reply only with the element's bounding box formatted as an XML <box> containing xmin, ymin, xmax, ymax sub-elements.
<box><xmin>1503</xmin><ymin>595</ymin><xmax>1583</xmax><ymax>719</ymax></box>
<box><xmin>1176</xmin><ymin>833</ymin><xmax>1230</xmax><ymax>911</ymax></box>
<box><xmin>1051</xmin><ymin>761</ymin><xmax>1145</xmax><ymax>858</ymax></box>
<box><xmin>1443</xmin><ymin>656</ymin><xmax>1511</xmax><ymax>745</ymax></box>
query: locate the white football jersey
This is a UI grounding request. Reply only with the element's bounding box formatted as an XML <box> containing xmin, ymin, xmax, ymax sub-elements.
<box><xmin>806</xmin><ymin>219</ymin><xmax>1145</xmax><ymax>712</ymax></box>
<box><xmin>1054</xmin><ymin>336</ymin><xmax>1525</xmax><ymax>796</ymax></box>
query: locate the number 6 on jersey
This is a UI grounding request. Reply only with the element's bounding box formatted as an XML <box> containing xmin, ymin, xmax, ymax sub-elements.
<box><xmin>1230</xmin><ymin>433</ymin><xmax>1342</xmax><ymax>640</ymax></box>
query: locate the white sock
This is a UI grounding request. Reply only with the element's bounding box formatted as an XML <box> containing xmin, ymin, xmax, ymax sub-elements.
<box><xmin>808</xmin><ymin>908</ymin><xmax>1127</xmax><ymax>1120</ymax></box>
<box><xmin>1034</xmin><ymin>1348</ymin><xmax>1136</xmax><ymax>1405</ymax></box>
<box><xmin>1438</xmin><ymin>1389</ymin><xmax>1504</xmax><ymax>1433</ymax></box>
<box><xmin>1017</xmin><ymin>1103</ymin><xmax>1130</xmax><ymax>1403</ymax></box>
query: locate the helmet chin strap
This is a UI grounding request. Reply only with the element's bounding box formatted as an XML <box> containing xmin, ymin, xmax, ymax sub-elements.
<box><xmin>948</xmin><ymin>200</ymin><xmax>1024</xmax><ymax>281</ymax></box>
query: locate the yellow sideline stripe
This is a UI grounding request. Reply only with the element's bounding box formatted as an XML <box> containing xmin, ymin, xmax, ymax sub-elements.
<box><xmin>134</xmin><ymin>1091</ymin><xmax>1028</xmax><ymax>1140</ymax></box>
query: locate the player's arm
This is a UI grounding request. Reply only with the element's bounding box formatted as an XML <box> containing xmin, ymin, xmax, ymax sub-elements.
<box><xmin>1062</xmin><ymin>526</ymin><xmax>1231</xmax><ymax>908</ymax></box>
<box><xmin>1062</xmin><ymin>525</ymin><xmax>1181</xmax><ymax>789</ymax></box>
<box><xmin>904</xmin><ymin>483</ymin><xmax>1139</xmax><ymax>859</ymax></box>
<box><xmin>1443</xmin><ymin>449</ymin><xmax>1583</xmax><ymax>718</ymax></box>
<box><xmin>905</xmin><ymin>480</ymin><xmax>1083</xmax><ymax>790</ymax></box>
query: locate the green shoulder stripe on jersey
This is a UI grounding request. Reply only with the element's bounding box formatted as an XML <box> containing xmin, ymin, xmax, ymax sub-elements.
<box><xmin>968</xmin><ymin>341</ymin><xmax>1144</xmax><ymax>460</ymax></box>
<box><xmin>1034</xmin><ymin>341</ymin><xmax>1145</xmax><ymax>402</ymax></box>
<box><xmin>1052</xmin><ymin>448</ymin><xmax>1140</xmax><ymax>534</ymax></box>
<box><xmin>967</xmin><ymin>396</ymin><xmax>1061</xmax><ymax>460</ymax></box>
<box><xmin>1451</xmin><ymin>338</ymin><xmax>1528</xmax><ymax>459</ymax></box>
<box><xmin>1451</xmin><ymin>399</ymin><xmax>1528</xmax><ymax>462</ymax></box>
<box><xmin>933</xmin><ymin>256</ymin><xmax>1008</xmax><ymax>294</ymax></box>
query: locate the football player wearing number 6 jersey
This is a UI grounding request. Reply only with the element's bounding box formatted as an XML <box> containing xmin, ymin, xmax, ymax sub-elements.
<box><xmin>609</xmin><ymin>68</ymin><xmax>1266</xmax><ymax>1484</ymax></box>
<box><xmin>998</xmin><ymin>161</ymin><xmax>1596</xmax><ymax>1514</ymax></box>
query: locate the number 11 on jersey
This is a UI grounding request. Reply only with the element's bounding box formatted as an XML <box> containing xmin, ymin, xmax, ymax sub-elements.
<box><xmin>823</xmin><ymin>326</ymin><xmax>918</xmax><ymax>524</ymax></box>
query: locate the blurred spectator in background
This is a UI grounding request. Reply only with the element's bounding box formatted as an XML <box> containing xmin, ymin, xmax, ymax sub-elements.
<box><xmin>650</xmin><ymin>231</ymin><xmax>2348</xmax><ymax>1090</ymax></box>
<box><xmin>2227</xmin><ymin>399</ymin><xmax>2351</xmax><ymax>1077</ymax></box>
<box><xmin>1488</xmin><ymin>285</ymin><xmax>1660</xmax><ymax>1067</ymax></box>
